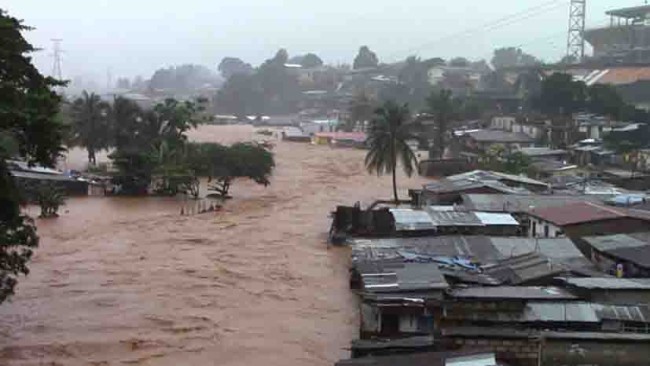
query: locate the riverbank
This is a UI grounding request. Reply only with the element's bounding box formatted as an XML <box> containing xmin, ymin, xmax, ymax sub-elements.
<box><xmin>0</xmin><ymin>125</ymin><xmax>428</xmax><ymax>366</ymax></box>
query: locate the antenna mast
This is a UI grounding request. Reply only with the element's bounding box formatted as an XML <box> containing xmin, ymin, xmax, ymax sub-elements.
<box><xmin>51</xmin><ymin>38</ymin><xmax>63</xmax><ymax>80</ymax></box>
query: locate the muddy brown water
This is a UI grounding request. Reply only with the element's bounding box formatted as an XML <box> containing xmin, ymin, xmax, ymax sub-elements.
<box><xmin>0</xmin><ymin>125</ymin><xmax>428</xmax><ymax>366</ymax></box>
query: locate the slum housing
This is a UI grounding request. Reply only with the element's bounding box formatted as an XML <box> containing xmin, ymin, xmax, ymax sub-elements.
<box><xmin>332</xmin><ymin>169</ymin><xmax>650</xmax><ymax>366</ymax></box>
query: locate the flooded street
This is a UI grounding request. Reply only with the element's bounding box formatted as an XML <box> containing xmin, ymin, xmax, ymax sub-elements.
<box><xmin>0</xmin><ymin>125</ymin><xmax>428</xmax><ymax>366</ymax></box>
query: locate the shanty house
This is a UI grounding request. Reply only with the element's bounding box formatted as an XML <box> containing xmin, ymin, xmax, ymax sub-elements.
<box><xmin>579</xmin><ymin>233</ymin><xmax>650</xmax><ymax>277</ymax></box>
<box><xmin>523</xmin><ymin>201</ymin><xmax>650</xmax><ymax>238</ymax></box>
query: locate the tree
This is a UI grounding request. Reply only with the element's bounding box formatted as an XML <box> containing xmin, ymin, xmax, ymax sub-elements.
<box><xmin>586</xmin><ymin>84</ymin><xmax>625</xmax><ymax>120</ymax></box>
<box><xmin>365</xmin><ymin>101</ymin><xmax>418</xmax><ymax>203</ymax></box>
<box><xmin>346</xmin><ymin>91</ymin><xmax>376</xmax><ymax>132</ymax></box>
<box><xmin>218</xmin><ymin>57</ymin><xmax>253</xmax><ymax>79</ymax></box>
<box><xmin>201</xmin><ymin>143</ymin><xmax>275</xmax><ymax>198</ymax></box>
<box><xmin>149</xmin><ymin>64</ymin><xmax>219</xmax><ymax>91</ymax></box>
<box><xmin>214</xmin><ymin>73</ymin><xmax>264</xmax><ymax>116</ymax></box>
<box><xmin>33</xmin><ymin>182</ymin><xmax>66</xmax><ymax>218</ymax></box>
<box><xmin>300</xmin><ymin>53</ymin><xmax>324</xmax><ymax>68</ymax></box>
<box><xmin>396</xmin><ymin>56</ymin><xmax>432</xmax><ymax>110</ymax></box>
<box><xmin>449</xmin><ymin>57</ymin><xmax>470</xmax><ymax>67</ymax></box>
<box><xmin>70</xmin><ymin>91</ymin><xmax>112</xmax><ymax>165</ymax></box>
<box><xmin>353</xmin><ymin>46</ymin><xmax>379</xmax><ymax>69</ymax></box>
<box><xmin>0</xmin><ymin>9</ymin><xmax>66</xmax><ymax>304</ymax></box>
<box><xmin>491</xmin><ymin>47</ymin><xmax>540</xmax><ymax>69</ymax></box>
<box><xmin>534</xmin><ymin>73</ymin><xmax>586</xmax><ymax>116</ymax></box>
<box><xmin>425</xmin><ymin>89</ymin><xmax>459</xmax><ymax>159</ymax></box>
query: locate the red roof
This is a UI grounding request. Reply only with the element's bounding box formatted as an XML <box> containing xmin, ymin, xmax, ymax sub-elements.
<box><xmin>529</xmin><ymin>201</ymin><xmax>630</xmax><ymax>226</ymax></box>
<box><xmin>597</xmin><ymin>67</ymin><xmax>650</xmax><ymax>86</ymax></box>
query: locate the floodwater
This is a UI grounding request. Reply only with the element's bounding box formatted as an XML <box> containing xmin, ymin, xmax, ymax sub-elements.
<box><xmin>0</xmin><ymin>125</ymin><xmax>428</xmax><ymax>366</ymax></box>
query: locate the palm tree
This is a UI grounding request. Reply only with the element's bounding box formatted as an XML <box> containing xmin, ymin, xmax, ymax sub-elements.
<box><xmin>425</xmin><ymin>89</ymin><xmax>458</xmax><ymax>159</ymax></box>
<box><xmin>365</xmin><ymin>101</ymin><xmax>418</xmax><ymax>203</ymax></box>
<box><xmin>70</xmin><ymin>91</ymin><xmax>111</xmax><ymax>165</ymax></box>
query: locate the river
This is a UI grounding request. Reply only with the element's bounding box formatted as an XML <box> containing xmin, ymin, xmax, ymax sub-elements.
<box><xmin>0</xmin><ymin>125</ymin><xmax>428</xmax><ymax>366</ymax></box>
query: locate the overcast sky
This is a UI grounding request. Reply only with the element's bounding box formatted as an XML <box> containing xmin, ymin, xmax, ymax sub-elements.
<box><xmin>4</xmin><ymin>0</ymin><xmax>643</xmax><ymax>83</ymax></box>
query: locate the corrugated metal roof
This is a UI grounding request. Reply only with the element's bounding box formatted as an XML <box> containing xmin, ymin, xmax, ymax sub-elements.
<box><xmin>449</xmin><ymin>286</ymin><xmax>577</xmax><ymax>300</ymax></box>
<box><xmin>528</xmin><ymin>201</ymin><xmax>628</xmax><ymax>226</ymax></box>
<box><xmin>474</xmin><ymin>212</ymin><xmax>520</xmax><ymax>226</ymax></box>
<box><xmin>359</xmin><ymin>262</ymin><xmax>448</xmax><ymax>293</ymax></box>
<box><xmin>461</xmin><ymin>194</ymin><xmax>605</xmax><ymax>213</ymax></box>
<box><xmin>351</xmin><ymin>236</ymin><xmax>502</xmax><ymax>265</ymax></box>
<box><xmin>390</xmin><ymin>209</ymin><xmax>436</xmax><ymax>232</ymax></box>
<box><xmin>427</xmin><ymin>211</ymin><xmax>483</xmax><ymax>226</ymax></box>
<box><xmin>563</xmin><ymin>277</ymin><xmax>650</xmax><ymax>290</ymax></box>
<box><xmin>525</xmin><ymin>302</ymin><xmax>599</xmax><ymax>323</ymax></box>
<box><xmin>483</xmin><ymin>252</ymin><xmax>565</xmax><ymax>285</ymax></box>
<box><xmin>466</xmin><ymin>130</ymin><xmax>534</xmax><ymax>143</ymax></box>
<box><xmin>489</xmin><ymin>238</ymin><xmax>583</xmax><ymax>260</ymax></box>
<box><xmin>584</xmin><ymin>234</ymin><xmax>649</xmax><ymax>252</ymax></box>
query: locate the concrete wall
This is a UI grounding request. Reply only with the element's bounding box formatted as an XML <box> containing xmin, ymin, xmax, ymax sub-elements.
<box><xmin>528</xmin><ymin>217</ymin><xmax>564</xmax><ymax>238</ymax></box>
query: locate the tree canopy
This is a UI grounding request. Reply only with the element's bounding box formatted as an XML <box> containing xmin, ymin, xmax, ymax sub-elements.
<box><xmin>491</xmin><ymin>47</ymin><xmax>540</xmax><ymax>69</ymax></box>
<box><xmin>149</xmin><ymin>64</ymin><xmax>219</xmax><ymax>91</ymax></box>
<box><xmin>0</xmin><ymin>9</ymin><xmax>66</xmax><ymax>304</ymax></box>
<box><xmin>365</xmin><ymin>101</ymin><xmax>418</xmax><ymax>202</ymax></box>
<box><xmin>69</xmin><ymin>91</ymin><xmax>112</xmax><ymax>165</ymax></box>
<box><xmin>218</xmin><ymin>57</ymin><xmax>254</xmax><ymax>79</ymax></box>
<box><xmin>353</xmin><ymin>46</ymin><xmax>379</xmax><ymax>69</ymax></box>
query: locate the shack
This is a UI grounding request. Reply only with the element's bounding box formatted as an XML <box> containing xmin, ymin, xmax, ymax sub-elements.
<box><xmin>578</xmin><ymin>232</ymin><xmax>650</xmax><ymax>277</ymax></box>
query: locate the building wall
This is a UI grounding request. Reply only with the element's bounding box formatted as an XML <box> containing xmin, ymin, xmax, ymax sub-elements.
<box><xmin>527</xmin><ymin>217</ymin><xmax>564</xmax><ymax>238</ymax></box>
<box><xmin>565</xmin><ymin>218</ymin><xmax>650</xmax><ymax>237</ymax></box>
<box><xmin>490</xmin><ymin>116</ymin><xmax>516</xmax><ymax>131</ymax></box>
<box><xmin>450</xmin><ymin>337</ymin><xmax>540</xmax><ymax>366</ymax></box>
<box><xmin>542</xmin><ymin>339</ymin><xmax>650</xmax><ymax>366</ymax></box>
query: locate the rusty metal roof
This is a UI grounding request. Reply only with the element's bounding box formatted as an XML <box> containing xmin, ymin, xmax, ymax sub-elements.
<box><xmin>528</xmin><ymin>201</ymin><xmax>628</xmax><ymax>226</ymax></box>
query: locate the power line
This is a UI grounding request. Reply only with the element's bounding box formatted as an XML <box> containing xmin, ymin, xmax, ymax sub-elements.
<box><xmin>388</xmin><ymin>0</ymin><xmax>568</xmax><ymax>60</ymax></box>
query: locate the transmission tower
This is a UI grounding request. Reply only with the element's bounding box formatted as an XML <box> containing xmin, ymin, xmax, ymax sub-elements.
<box><xmin>51</xmin><ymin>39</ymin><xmax>63</xmax><ymax>80</ymax></box>
<box><xmin>566</xmin><ymin>0</ymin><xmax>586</xmax><ymax>63</ymax></box>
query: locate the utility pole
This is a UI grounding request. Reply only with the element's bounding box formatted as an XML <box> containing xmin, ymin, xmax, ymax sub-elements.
<box><xmin>566</xmin><ymin>0</ymin><xmax>586</xmax><ymax>63</ymax></box>
<box><xmin>51</xmin><ymin>38</ymin><xmax>63</xmax><ymax>80</ymax></box>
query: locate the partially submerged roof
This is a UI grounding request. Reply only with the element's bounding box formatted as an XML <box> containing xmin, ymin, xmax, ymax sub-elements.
<box><xmin>448</xmin><ymin>286</ymin><xmax>577</xmax><ymax>300</ymax></box>
<box><xmin>562</xmin><ymin>277</ymin><xmax>650</xmax><ymax>290</ymax></box>
<box><xmin>465</xmin><ymin>130</ymin><xmax>534</xmax><ymax>143</ymax></box>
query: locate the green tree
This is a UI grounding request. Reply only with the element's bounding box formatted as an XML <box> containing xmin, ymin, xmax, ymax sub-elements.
<box><xmin>503</xmin><ymin>151</ymin><xmax>531</xmax><ymax>175</ymax></box>
<box><xmin>365</xmin><ymin>101</ymin><xmax>418</xmax><ymax>203</ymax></box>
<box><xmin>300</xmin><ymin>53</ymin><xmax>324</xmax><ymax>68</ymax></box>
<box><xmin>0</xmin><ymin>9</ymin><xmax>66</xmax><ymax>304</ymax></box>
<box><xmin>70</xmin><ymin>91</ymin><xmax>112</xmax><ymax>165</ymax></box>
<box><xmin>203</xmin><ymin>143</ymin><xmax>275</xmax><ymax>198</ymax></box>
<box><xmin>353</xmin><ymin>46</ymin><xmax>379</xmax><ymax>69</ymax></box>
<box><xmin>425</xmin><ymin>89</ymin><xmax>459</xmax><ymax>159</ymax></box>
<box><xmin>33</xmin><ymin>182</ymin><xmax>66</xmax><ymax>218</ymax></box>
<box><xmin>534</xmin><ymin>73</ymin><xmax>586</xmax><ymax>116</ymax></box>
<box><xmin>587</xmin><ymin>84</ymin><xmax>625</xmax><ymax>120</ymax></box>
